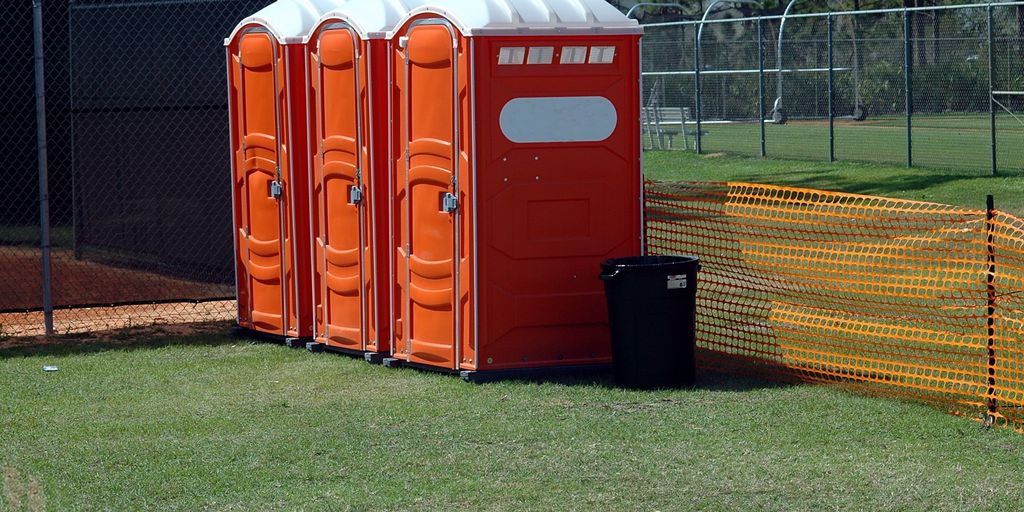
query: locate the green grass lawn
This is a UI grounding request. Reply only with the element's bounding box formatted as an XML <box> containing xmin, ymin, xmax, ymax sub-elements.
<box><xmin>0</xmin><ymin>225</ymin><xmax>73</xmax><ymax>248</ymax></box>
<box><xmin>660</xmin><ymin>113</ymin><xmax>1024</xmax><ymax>174</ymax></box>
<box><xmin>644</xmin><ymin>149</ymin><xmax>1024</xmax><ymax>214</ymax></box>
<box><xmin>3</xmin><ymin>141</ymin><xmax>1024</xmax><ymax>509</ymax></box>
<box><xmin>2</xmin><ymin>333</ymin><xmax>1024</xmax><ymax>510</ymax></box>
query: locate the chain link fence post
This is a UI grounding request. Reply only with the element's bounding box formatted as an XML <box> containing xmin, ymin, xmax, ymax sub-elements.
<box><xmin>828</xmin><ymin>13</ymin><xmax>835</xmax><ymax>163</ymax></box>
<box><xmin>988</xmin><ymin>4</ymin><xmax>997</xmax><ymax>176</ymax></box>
<box><xmin>903</xmin><ymin>8</ymin><xmax>913</xmax><ymax>168</ymax></box>
<box><xmin>758</xmin><ymin>16</ymin><xmax>766</xmax><ymax>158</ymax></box>
<box><xmin>693</xmin><ymin>23</ymin><xmax>702</xmax><ymax>155</ymax></box>
<box><xmin>32</xmin><ymin>0</ymin><xmax>54</xmax><ymax>336</ymax></box>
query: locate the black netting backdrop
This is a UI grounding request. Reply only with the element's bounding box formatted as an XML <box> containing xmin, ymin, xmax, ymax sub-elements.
<box><xmin>69</xmin><ymin>0</ymin><xmax>270</xmax><ymax>288</ymax></box>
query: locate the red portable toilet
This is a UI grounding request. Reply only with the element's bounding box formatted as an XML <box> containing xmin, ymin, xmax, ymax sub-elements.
<box><xmin>303</xmin><ymin>0</ymin><xmax>419</xmax><ymax>359</ymax></box>
<box><xmin>226</xmin><ymin>0</ymin><xmax>344</xmax><ymax>345</ymax></box>
<box><xmin>386</xmin><ymin>0</ymin><xmax>644</xmax><ymax>378</ymax></box>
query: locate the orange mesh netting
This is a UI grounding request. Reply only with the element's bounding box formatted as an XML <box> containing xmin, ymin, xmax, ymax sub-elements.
<box><xmin>645</xmin><ymin>181</ymin><xmax>1024</xmax><ymax>430</ymax></box>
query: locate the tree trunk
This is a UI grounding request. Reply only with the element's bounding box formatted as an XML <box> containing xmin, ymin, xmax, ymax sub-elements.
<box><xmin>903</xmin><ymin>0</ymin><xmax>915</xmax><ymax>67</ymax></box>
<box><xmin>1018</xmin><ymin>6</ymin><xmax>1024</xmax><ymax>48</ymax></box>
<box><xmin>930</xmin><ymin>5</ymin><xmax>942</xmax><ymax>66</ymax></box>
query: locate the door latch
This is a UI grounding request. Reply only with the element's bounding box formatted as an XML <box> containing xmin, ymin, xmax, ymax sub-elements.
<box><xmin>441</xmin><ymin>192</ymin><xmax>458</xmax><ymax>213</ymax></box>
<box><xmin>349</xmin><ymin>186</ymin><xmax>363</xmax><ymax>205</ymax></box>
<box><xmin>270</xmin><ymin>180</ymin><xmax>283</xmax><ymax>199</ymax></box>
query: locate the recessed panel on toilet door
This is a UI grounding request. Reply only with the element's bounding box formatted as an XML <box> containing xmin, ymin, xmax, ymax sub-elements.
<box><xmin>315</xmin><ymin>27</ymin><xmax>366</xmax><ymax>349</ymax></box>
<box><xmin>235</xmin><ymin>31</ymin><xmax>285</xmax><ymax>335</ymax></box>
<box><xmin>403</xmin><ymin>23</ymin><xmax>459</xmax><ymax>367</ymax></box>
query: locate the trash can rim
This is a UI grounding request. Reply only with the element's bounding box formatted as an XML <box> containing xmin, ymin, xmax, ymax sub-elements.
<box><xmin>602</xmin><ymin>255</ymin><xmax>699</xmax><ymax>269</ymax></box>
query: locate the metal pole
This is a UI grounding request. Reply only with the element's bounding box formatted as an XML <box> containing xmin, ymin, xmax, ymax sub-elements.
<box><xmin>758</xmin><ymin>17</ymin><xmax>766</xmax><ymax>157</ymax></box>
<box><xmin>69</xmin><ymin>3</ymin><xmax>80</xmax><ymax>261</ymax></box>
<box><xmin>694</xmin><ymin>25</ymin><xmax>703</xmax><ymax>154</ymax></box>
<box><xmin>988</xmin><ymin>4</ymin><xmax>997</xmax><ymax>176</ymax></box>
<box><xmin>986</xmin><ymin>194</ymin><xmax>997</xmax><ymax>425</ymax></box>
<box><xmin>903</xmin><ymin>9</ymin><xmax>913</xmax><ymax>168</ymax></box>
<box><xmin>626</xmin><ymin>2</ymin><xmax>687</xmax><ymax>19</ymax></box>
<box><xmin>774</xmin><ymin>0</ymin><xmax>799</xmax><ymax>123</ymax></box>
<box><xmin>643</xmin><ymin>3</ymin><xmax>1024</xmax><ymax>29</ymax></box>
<box><xmin>33</xmin><ymin>0</ymin><xmax>54</xmax><ymax>336</ymax></box>
<box><xmin>827</xmin><ymin>13</ymin><xmax>835</xmax><ymax>162</ymax></box>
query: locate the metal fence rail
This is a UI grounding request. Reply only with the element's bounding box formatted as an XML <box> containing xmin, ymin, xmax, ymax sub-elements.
<box><xmin>641</xmin><ymin>2</ymin><xmax>1024</xmax><ymax>176</ymax></box>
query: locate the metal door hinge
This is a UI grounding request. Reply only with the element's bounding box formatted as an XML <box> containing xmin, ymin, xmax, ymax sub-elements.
<box><xmin>441</xmin><ymin>192</ymin><xmax>458</xmax><ymax>213</ymax></box>
<box><xmin>270</xmin><ymin>180</ymin><xmax>283</xmax><ymax>199</ymax></box>
<box><xmin>349</xmin><ymin>186</ymin><xmax>363</xmax><ymax>205</ymax></box>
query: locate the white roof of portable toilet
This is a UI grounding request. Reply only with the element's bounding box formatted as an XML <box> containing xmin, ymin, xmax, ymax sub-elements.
<box><xmin>391</xmin><ymin>0</ymin><xmax>642</xmax><ymax>37</ymax></box>
<box><xmin>308</xmin><ymin>0</ymin><xmax>421</xmax><ymax>40</ymax></box>
<box><xmin>225</xmin><ymin>0</ymin><xmax>347</xmax><ymax>45</ymax></box>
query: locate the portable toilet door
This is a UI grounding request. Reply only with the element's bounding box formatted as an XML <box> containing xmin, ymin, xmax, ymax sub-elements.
<box><xmin>387</xmin><ymin>0</ymin><xmax>644</xmax><ymax>374</ymax></box>
<box><xmin>226</xmin><ymin>0</ymin><xmax>343</xmax><ymax>343</ymax></box>
<box><xmin>389</xmin><ymin>9</ymin><xmax>468</xmax><ymax>370</ymax></box>
<box><xmin>304</xmin><ymin>0</ymin><xmax>417</xmax><ymax>357</ymax></box>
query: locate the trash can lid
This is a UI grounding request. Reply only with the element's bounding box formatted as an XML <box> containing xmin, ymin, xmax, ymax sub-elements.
<box><xmin>602</xmin><ymin>255</ymin><xmax>699</xmax><ymax>269</ymax></box>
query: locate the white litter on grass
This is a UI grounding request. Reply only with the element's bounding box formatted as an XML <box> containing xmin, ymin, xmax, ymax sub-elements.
<box><xmin>42</xmin><ymin>366</ymin><xmax>59</xmax><ymax>372</ymax></box>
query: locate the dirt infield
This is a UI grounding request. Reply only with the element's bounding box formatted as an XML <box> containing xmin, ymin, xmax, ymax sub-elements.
<box><xmin>0</xmin><ymin>317</ymin><xmax>236</xmax><ymax>352</ymax></box>
<box><xmin>0</xmin><ymin>300</ymin><xmax>236</xmax><ymax>338</ymax></box>
<box><xmin>0</xmin><ymin>246</ymin><xmax>232</xmax><ymax>311</ymax></box>
<box><xmin>0</xmin><ymin>244</ymin><xmax>235</xmax><ymax>338</ymax></box>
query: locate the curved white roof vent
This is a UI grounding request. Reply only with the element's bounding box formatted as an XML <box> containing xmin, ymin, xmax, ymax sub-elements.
<box><xmin>392</xmin><ymin>0</ymin><xmax>642</xmax><ymax>37</ymax></box>
<box><xmin>310</xmin><ymin>0</ymin><xmax>420</xmax><ymax>40</ymax></box>
<box><xmin>226</xmin><ymin>0</ymin><xmax>348</xmax><ymax>45</ymax></box>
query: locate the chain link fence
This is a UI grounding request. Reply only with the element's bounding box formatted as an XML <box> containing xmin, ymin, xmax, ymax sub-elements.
<box><xmin>2</xmin><ymin>0</ymin><xmax>1022</xmax><ymax>340</ymax></box>
<box><xmin>1</xmin><ymin>0</ymin><xmax>272</xmax><ymax>338</ymax></box>
<box><xmin>641</xmin><ymin>3</ymin><xmax>1024</xmax><ymax>174</ymax></box>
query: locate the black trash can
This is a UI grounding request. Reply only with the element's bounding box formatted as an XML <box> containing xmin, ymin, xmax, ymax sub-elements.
<box><xmin>600</xmin><ymin>255</ymin><xmax>699</xmax><ymax>389</ymax></box>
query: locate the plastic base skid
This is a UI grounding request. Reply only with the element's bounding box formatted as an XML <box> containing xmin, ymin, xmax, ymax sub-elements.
<box><xmin>381</xmin><ymin>357</ymin><xmax>405</xmax><ymax>369</ymax></box>
<box><xmin>459</xmin><ymin>364</ymin><xmax>612</xmax><ymax>384</ymax></box>
<box><xmin>284</xmin><ymin>337</ymin><xmax>307</xmax><ymax>349</ymax></box>
<box><xmin>380</xmin><ymin>359</ymin><xmax>461</xmax><ymax>375</ymax></box>
<box><xmin>363</xmin><ymin>352</ymin><xmax>387</xmax><ymax>365</ymax></box>
<box><xmin>231</xmin><ymin>326</ymin><xmax>312</xmax><ymax>348</ymax></box>
<box><xmin>305</xmin><ymin>342</ymin><xmax>326</xmax><ymax>353</ymax></box>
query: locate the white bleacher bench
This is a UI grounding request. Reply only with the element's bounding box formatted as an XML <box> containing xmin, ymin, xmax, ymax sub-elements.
<box><xmin>642</xmin><ymin>106</ymin><xmax>695</xmax><ymax>150</ymax></box>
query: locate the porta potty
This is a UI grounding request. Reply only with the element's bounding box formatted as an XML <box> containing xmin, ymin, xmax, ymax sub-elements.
<box><xmin>304</xmin><ymin>0</ymin><xmax>418</xmax><ymax>358</ymax></box>
<box><xmin>387</xmin><ymin>0</ymin><xmax>643</xmax><ymax>377</ymax></box>
<box><xmin>226</xmin><ymin>0</ymin><xmax>343</xmax><ymax>344</ymax></box>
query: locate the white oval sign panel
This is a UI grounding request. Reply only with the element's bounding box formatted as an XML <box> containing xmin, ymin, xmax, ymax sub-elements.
<box><xmin>499</xmin><ymin>96</ymin><xmax>618</xmax><ymax>143</ymax></box>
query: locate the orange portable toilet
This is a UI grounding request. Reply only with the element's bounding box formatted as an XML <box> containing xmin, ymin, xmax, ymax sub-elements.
<box><xmin>226</xmin><ymin>0</ymin><xmax>344</xmax><ymax>345</ymax></box>
<box><xmin>303</xmin><ymin>0</ymin><xmax>419</xmax><ymax>360</ymax></box>
<box><xmin>385</xmin><ymin>0</ymin><xmax>644</xmax><ymax>379</ymax></box>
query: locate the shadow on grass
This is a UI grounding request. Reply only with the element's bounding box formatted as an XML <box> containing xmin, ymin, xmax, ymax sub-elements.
<box><xmin>743</xmin><ymin>169</ymin><xmax>992</xmax><ymax>198</ymax></box>
<box><xmin>0</xmin><ymin>321</ymin><xmax>243</xmax><ymax>360</ymax></box>
<box><xmin>473</xmin><ymin>348</ymin><xmax>799</xmax><ymax>393</ymax></box>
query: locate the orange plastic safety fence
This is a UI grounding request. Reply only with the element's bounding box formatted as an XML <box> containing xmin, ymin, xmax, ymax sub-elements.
<box><xmin>645</xmin><ymin>180</ymin><xmax>1024</xmax><ymax>430</ymax></box>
